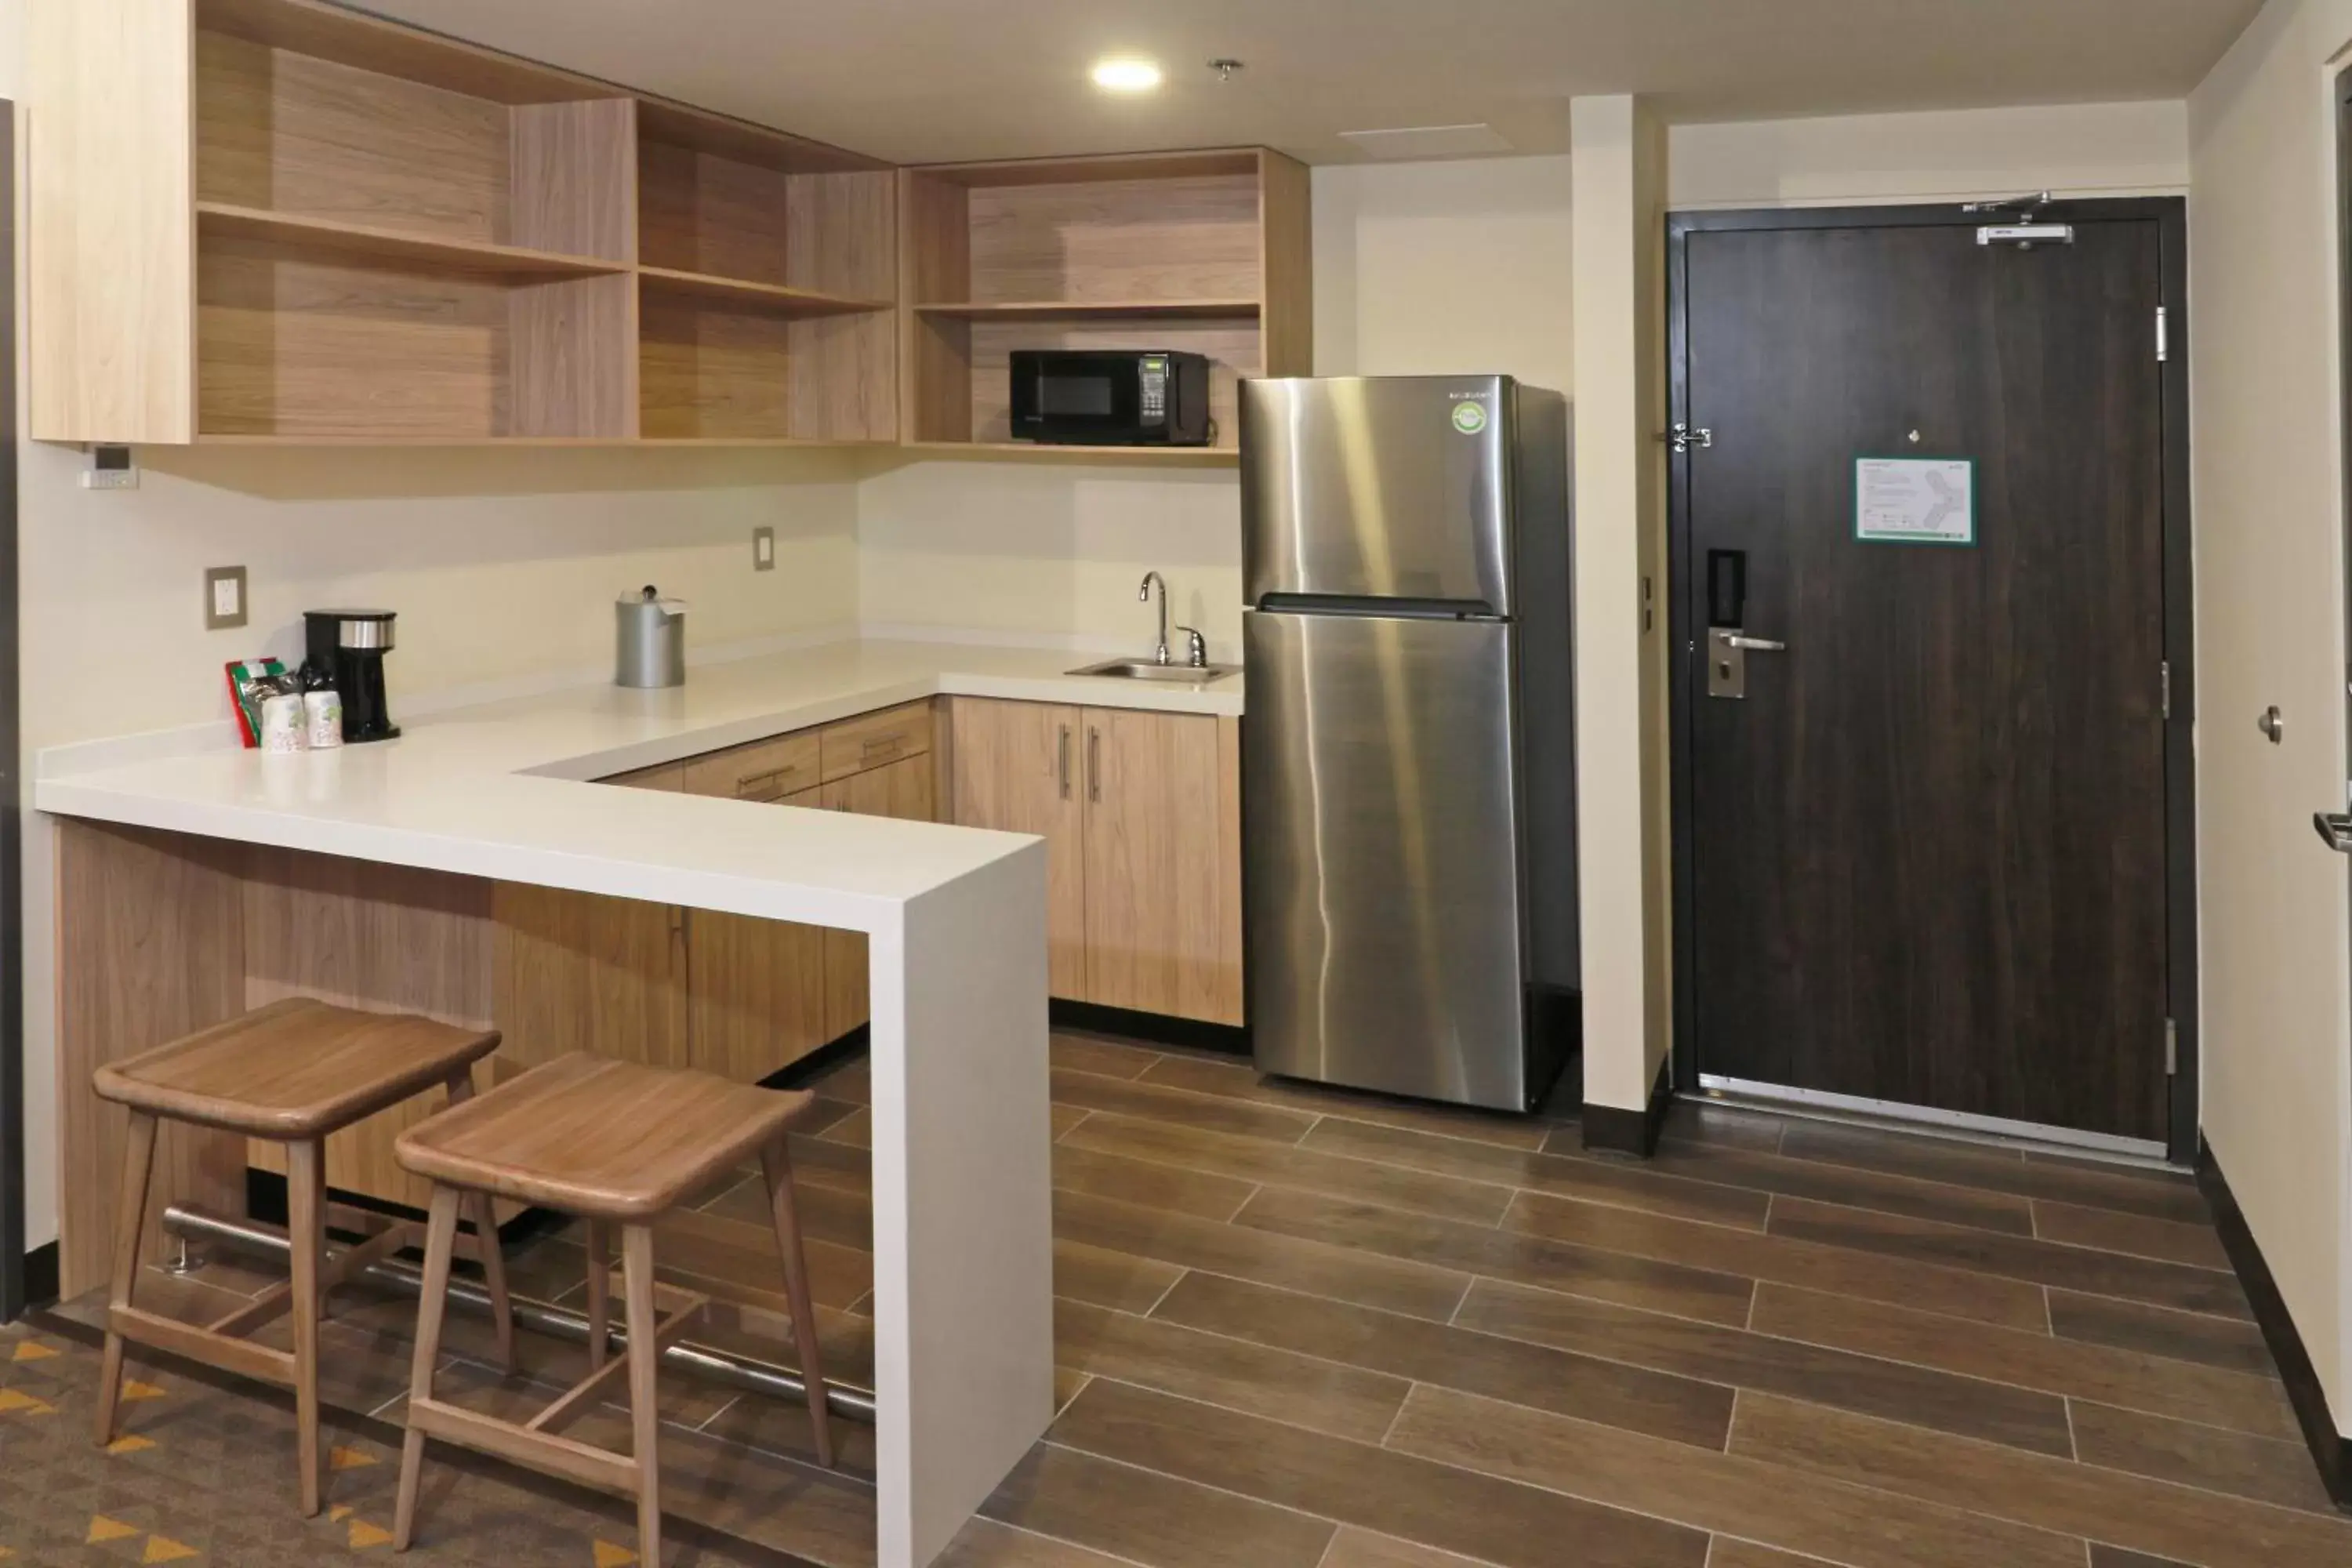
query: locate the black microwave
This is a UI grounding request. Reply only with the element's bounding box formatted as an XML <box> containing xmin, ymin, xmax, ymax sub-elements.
<box><xmin>1008</xmin><ymin>350</ymin><xmax>1214</xmax><ymax>446</ymax></box>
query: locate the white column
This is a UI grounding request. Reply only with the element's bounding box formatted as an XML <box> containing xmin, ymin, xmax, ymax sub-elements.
<box><xmin>864</xmin><ymin>837</ymin><xmax>1055</xmax><ymax>1567</ymax></box>
<box><xmin>1570</xmin><ymin>95</ymin><xmax>1675</xmax><ymax>1120</ymax></box>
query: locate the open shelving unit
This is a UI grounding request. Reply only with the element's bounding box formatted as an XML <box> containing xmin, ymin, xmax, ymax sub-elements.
<box><xmin>30</xmin><ymin>0</ymin><xmax>1310</xmax><ymax>460</ymax></box>
<box><xmin>898</xmin><ymin>150</ymin><xmax>1312</xmax><ymax>461</ymax></box>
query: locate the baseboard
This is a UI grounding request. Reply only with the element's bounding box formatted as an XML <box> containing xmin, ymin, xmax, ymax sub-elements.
<box><xmin>2198</xmin><ymin>1141</ymin><xmax>2352</xmax><ymax>1512</ymax></box>
<box><xmin>1584</xmin><ymin>1055</ymin><xmax>1673</xmax><ymax>1157</ymax></box>
<box><xmin>1051</xmin><ymin>999</ymin><xmax>1249</xmax><ymax>1056</ymax></box>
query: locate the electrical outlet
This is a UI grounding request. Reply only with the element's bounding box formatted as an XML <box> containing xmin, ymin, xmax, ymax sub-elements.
<box><xmin>753</xmin><ymin>525</ymin><xmax>775</xmax><ymax>572</ymax></box>
<box><xmin>204</xmin><ymin>566</ymin><xmax>248</xmax><ymax>630</ymax></box>
<box><xmin>81</xmin><ymin>445</ymin><xmax>138</xmax><ymax>491</ymax></box>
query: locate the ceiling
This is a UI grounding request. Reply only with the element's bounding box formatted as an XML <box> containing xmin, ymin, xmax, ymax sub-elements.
<box><xmin>356</xmin><ymin>0</ymin><xmax>2262</xmax><ymax>165</ymax></box>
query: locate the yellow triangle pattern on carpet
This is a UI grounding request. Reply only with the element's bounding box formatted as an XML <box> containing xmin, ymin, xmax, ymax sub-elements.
<box><xmin>349</xmin><ymin>1518</ymin><xmax>393</xmax><ymax>1550</ymax></box>
<box><xmin>141</xmin><ymin>1535</ymin><xmax>199</xmax><ymax>1564</ymax></box>
<box><xmin>328</xmin><ymin>1505</ymin><xmax>354</xmax><ymax>1523</ymax></box>
<box><xmin>86</xmin><ymin>1516</ymin><xmax>140</xmax><ymax>1544</ymax></box>
<box><xmin>122</xmin><ymin>1380</ymin><xmax>167</xmax><ymax>1402</ymax></box>
<box><xmin>107</xmin><ymin>1434</ymin><xmax>156</xmax><ymax>1455</ymax></box>
<box><xmin>0</xmin><ymin>1388</ymin><xmax>57</xmax><ymax>1416</ymax></box>
<box><xmin>592</xmin><ymin>1541</ymin><xmax>638</xmax><ymax>1567</ymax></box>
<box><xmin>9</xmin><ymin>1339</ymin><xmax>57</xmax><ymax>1362</ymax></box>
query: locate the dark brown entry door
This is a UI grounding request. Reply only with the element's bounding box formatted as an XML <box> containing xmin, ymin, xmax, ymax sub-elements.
<box><xmin>1679</xmin><ymin>211</ymin><xmax>2170</xmax><ymax>1143</ymax></box>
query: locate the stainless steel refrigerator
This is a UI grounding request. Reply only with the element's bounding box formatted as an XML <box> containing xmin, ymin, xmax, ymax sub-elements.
<box><xmin>1240</xmin><ymin>375</ymin><xmax>1577</xmax><ymax>1112</ymax></box>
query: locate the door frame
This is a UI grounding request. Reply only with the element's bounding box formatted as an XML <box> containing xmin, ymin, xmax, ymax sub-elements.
<box><xmin>1663</xmin><ymin>198</ymin><xmax>2199</xmax><ymax>1163</ymax></box>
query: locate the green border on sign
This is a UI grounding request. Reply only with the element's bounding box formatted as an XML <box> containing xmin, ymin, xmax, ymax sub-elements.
<box><xmin>1853</xmin><ymin>456</ymin><xmax>1976</xmax><ymax>547</ymax></box>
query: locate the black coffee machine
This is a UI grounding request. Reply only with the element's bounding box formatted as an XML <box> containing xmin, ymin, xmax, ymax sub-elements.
<box><xmin>303</xmin><ymin>609</ymin><xmax>400</xmax><ymax>742</ymax></box>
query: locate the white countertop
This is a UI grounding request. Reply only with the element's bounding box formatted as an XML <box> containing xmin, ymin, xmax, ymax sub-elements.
<box><xmin>34</xmin><ymin>640</ymin><xmax>1244</xmax><ymax>933</ymax></box>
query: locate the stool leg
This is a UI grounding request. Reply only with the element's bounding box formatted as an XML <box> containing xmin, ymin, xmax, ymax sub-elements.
<box><xmin>622</xmin><ymin>1224</ymin><xmax>662</xmax><ymax>1564</ymax></box>
<box><xmin>94</xmin><ymin>1111</ymin><xmax>158</xmax><ymax>1448</ymax></box>
<box><xmin>444</xmin><ymin>1069</ymin><xmax>515</xmax><ymax>1372</ymax></box>
<box><xmin>583</xmin><ymin>1221</ymin><xmax>610</xmax><ymax>1373</ymax></box>
<box><xmin>394</xmin><ymin>1186</ymin><xmax>462</xmax><ymax>1553</ymax></box>
<box><xmin>288</xmin><ymin>1138</ymin><xmax>325</xmax><ymax>1517</ymax></box>
<box><xmin>759</xmin><ymin>1136</ymin><xmax>835</xmax><ymax>1468</ymax></box>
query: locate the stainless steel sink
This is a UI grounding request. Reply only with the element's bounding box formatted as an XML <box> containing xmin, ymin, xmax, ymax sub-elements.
<box><xmin>1067</xmin><ymin>659</ymin><xmax>1239</xmax><ymax>683</ymax></box>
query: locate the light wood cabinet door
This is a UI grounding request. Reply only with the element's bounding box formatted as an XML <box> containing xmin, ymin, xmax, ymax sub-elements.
<box><xmin>1081</xmin><ymin>708</ymin><xmax>1243</xmax><ymax>1025</ymax></box>
<box><xmin>687</xmin><ymin>902</ymin><xmax>829</xmax><ymax>1084</ymax></box>
<box><xmin>492</xmin><ymin>884</ymin><xmax>690</xmax><ymax>1073</ymax></box>
<box><xmin>949</xmin><ymin>697</ymin><xmax>1087</xmax><ymax>1000</ymax></box>
<box><xmin>822</xmin><ymin>754</ymin><xmax>938</xmax><ymax>1037</ymax></box>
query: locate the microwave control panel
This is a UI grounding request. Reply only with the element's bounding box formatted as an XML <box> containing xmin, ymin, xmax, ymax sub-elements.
<box><xmin>1139</xmin><ymin>356</ymin><xmax>1169</xmax><ymax>425</ymax></box>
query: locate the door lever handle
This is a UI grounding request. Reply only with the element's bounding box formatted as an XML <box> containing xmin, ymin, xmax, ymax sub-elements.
<box><xmin>1720</xmin><ymin>633</ymin><xmax>1786</xmax><ymax>652</ymax></box>
<box><xmin>2318</xmin><ymin>813</ymin><xmax>2352</xmax><ymax>854</ymax></box>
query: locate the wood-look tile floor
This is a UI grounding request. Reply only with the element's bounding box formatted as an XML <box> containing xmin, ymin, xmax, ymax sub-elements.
<box><xmin>71</xmin><ymin>1031</ymin><xmax>2352</xmax><ymax>1568</ymax></box>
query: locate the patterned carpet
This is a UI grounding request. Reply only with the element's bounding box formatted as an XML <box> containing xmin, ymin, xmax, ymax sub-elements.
<box><xmin>0</xmin><ymin>1318</ymin><xmax>777</xmax><ymax>1567</ymax></box>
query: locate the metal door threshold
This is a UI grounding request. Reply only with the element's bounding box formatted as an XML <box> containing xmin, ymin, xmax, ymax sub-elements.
<box><xmin>1697</xmin><ymin>1075</ymin><xmax>2174</xmax><ymax>1168</ymax></box>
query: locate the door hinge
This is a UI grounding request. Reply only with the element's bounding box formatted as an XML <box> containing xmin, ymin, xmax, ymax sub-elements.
<box><xmin>2155</xmin><ymin>306</ymin><xmax>2169</xmax><ymax>363</ymax></box>
<box><xmin>2165</xmin><ymin>1018</ymin><xmax>2177</xmax><ymax>1076</ymax></box>
<box><xmin>1660</xmin><ymin>423</ymin><xmax>1713</xmax><ymax>454</ymax></box>
<box><xmin>2160</xmin><ymin>660</ymin><xmax>2171</xmax><ymax>720</ymax></box>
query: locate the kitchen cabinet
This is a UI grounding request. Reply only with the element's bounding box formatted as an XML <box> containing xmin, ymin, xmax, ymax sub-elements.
<box><xmin>953</xmin><ymin>698</ymin><xmax>1242</xmax><ymax>1025</ymax></box>
<box><xmin>492</xmin><ymin>883</ymin><xmax>691</xmax><ymax>1074</ymax></box>
<box><xmin>822</xmin><ymin>753</ymin><xmax>938</xmax><ymax>1036</ymax></box>
<box><xmin>949</xmin><ymin>699</ymin><xmax>1088</xmax><ymax>998</ymax></box>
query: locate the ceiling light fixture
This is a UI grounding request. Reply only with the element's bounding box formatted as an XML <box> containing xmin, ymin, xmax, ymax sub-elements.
<box><xmin>1207</xmin><ymin>58</ymin><xmax>1245</xmax><ymax>83</ymax></box>
<box><xmin>1091</xmin><ymin>57</ymin><xmax>1163</xmax><ymax>93</ymax></box>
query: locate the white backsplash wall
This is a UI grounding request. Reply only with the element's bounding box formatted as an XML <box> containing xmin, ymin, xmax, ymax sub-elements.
<box><xmin>852</xmin><ymin>154</ymin><xmax>1577</xmax><ymax>651</ymax></box>
<box><xmin>22</xmin><ymin>443</ymin><xmax>862</xmax><ymax>750</ymax></box>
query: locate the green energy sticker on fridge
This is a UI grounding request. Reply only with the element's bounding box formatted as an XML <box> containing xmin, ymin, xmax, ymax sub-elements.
<box><xmin>1450</xmin><ymin>401</ymin><xmax>1489</xmax><ymax>434</ymax></box>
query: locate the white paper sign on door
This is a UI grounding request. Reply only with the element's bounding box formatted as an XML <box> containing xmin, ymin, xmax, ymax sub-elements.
<box><xmin>1854</xmin><ymin>458</ymin><xmax>1975</xmax><ymax>545</ymax></box>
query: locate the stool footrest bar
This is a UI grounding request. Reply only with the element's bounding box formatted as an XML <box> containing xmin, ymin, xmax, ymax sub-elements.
<box><xmin>409</xmin><ymin>1396</ymin><xmax>641</xmax><ymax>1497</ymax></box>
<box><xmin>111</xmin><ymin>1304</ymin><xmax>297</xmax><ymax>1387</ymax></box>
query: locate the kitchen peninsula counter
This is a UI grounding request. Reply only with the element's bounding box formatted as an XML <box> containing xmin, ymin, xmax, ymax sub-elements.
<box><xmin>36</xmin><ymin>638</ymin><xmax>1242</xmax><ymax>1568</ymax></box>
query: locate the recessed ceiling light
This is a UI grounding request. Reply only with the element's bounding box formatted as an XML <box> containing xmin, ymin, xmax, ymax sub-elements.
<box><xmin>1091</xmin><ymin>57</ymin><xmax>1163</xmax><ymax>93</ymax></box>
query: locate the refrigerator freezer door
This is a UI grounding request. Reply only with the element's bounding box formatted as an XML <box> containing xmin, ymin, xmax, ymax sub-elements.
<box><xmin>1240</xmin><ymin>376</ymin><xmax>1515</xmax><ymax>612</ymax></box>
<box><xmin>1243</xmin><ymin>608</ymin><xmax>1530</xmax><ymax>1109</ymax></box>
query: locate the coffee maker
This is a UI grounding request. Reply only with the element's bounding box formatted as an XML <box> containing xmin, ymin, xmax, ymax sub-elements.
<box><xmin>303</xmin><ymin>609</ymin><xmax>400</xmax><ymax>742</ymax></box>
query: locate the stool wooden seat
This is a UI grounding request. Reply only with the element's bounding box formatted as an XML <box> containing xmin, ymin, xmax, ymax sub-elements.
<box><xmin>92</xmin><ymin>997</ymin><xmax>512</xmax><ymax>1518</ymax></box>
<box><xmin>390</xmin><ymin>1052</ymin><xmax>834</xmax><ymax>1559</ymax></box>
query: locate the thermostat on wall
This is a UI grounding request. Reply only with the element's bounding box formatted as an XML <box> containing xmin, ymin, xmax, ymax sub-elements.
<box><xmin>81</xmin><ymin>445</ymin><xmax>137</xmax><ymax>491</ymax></box>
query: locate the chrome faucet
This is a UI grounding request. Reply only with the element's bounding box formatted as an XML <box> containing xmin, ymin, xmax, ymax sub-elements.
<box><xmin>1140</xmin><ymin>572</ymin><xmax>1171</xmax><ymax>664</ymax></box>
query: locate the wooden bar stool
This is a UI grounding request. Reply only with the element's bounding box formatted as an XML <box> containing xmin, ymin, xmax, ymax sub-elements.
<box><xmin>389</xmin><ymin>1051</ymin><xmax>834</xmax><ymax>1559</ymax></box>
<box><xmin>90</xmin><ymin>996</ymin><xmax>513</xmax><ymax>1516</ymax></box>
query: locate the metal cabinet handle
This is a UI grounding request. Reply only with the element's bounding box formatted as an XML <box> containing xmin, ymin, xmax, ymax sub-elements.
<box><xmin>2317</xmin><ymin>812</ymin><xmax>2352</xmax><ymax>853</ymax></box>
<box><xmin>1087</xmin><ymin>728</ymin><xmax>1102</xmax><ymax>804</ymax></box>
<box><xmin>1721</xmin><ymin>633</ymin><xmax>1786</xmax><ymax>652</ymax></box>
<box><xmin>1058</xmin><ymin>725</ymin><xmax>1072</xmax><ymax>800</ymax></box>
<box><xmin>862</xmin><ymin>735</ymin><xmax>903</xmax><ymax>760</ymax></box>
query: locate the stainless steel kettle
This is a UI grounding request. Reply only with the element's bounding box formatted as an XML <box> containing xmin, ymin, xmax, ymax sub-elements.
<box><xmin>615</xmin><ymin>586</ymin><xmax>687</xmax><ymax>688</ymax></box>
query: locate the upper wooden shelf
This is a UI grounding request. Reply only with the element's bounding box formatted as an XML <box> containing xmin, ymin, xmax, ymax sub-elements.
<box><xmin>911</xmin><ymin>299</ymin><xmax>1262</xmax><ymax>320</ymax></box>
<box><xmin>196</xmin><ymin>203</ymin><xmax>630</xmax><ymax>278</ymax></box>
<box><xmin>641</xmin><ymin>267</ymin><xmax>892</xmax><ymax>318</ymax></box>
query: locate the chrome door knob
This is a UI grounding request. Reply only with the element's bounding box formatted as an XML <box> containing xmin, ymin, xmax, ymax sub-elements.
<box><xmin>2316</xmin><ymin>813</ymin><xmax>2352</xmax><ymax>853</ymax></box>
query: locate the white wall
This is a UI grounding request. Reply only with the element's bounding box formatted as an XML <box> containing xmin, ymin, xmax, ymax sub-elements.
<box><xmin>853</xmin><ymin>154</ymin><xmax>1577</xmax><ymax>656</ymax></box>
<box><xmin>2187</xmin><ymin>0</ymin><xmax>2352</xmax><ymax>1433</ymax></box>
<box><xmin>1671</xmin><ymin>100</ymin><xmax>2190</xmax><ymax>207</ymax></box>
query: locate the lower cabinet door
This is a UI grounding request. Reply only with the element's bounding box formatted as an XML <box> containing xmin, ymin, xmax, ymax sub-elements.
<box><xmin>823</xmin><ymin>755</ymin><xmax>938</xmax><ymax>1038</ymax></box>
<box><xmin>949</xmin><ymin>697</ymin><xmax>1089</xmax><ymax>1001</ymax></box>
<box><xmin>492</xmin><ymin>883</ymin><xmax>691</xmax><ymax>1072</ymax></box>
<box><xmin>688</xmin><ymin>908</ymin><xmax>830</xmax><ymax>1083</ymax></box>
<box><xmin>1082</xmin><ymin>707</ymin><xmax>1243</xmax><ymax>1025</ymax></box>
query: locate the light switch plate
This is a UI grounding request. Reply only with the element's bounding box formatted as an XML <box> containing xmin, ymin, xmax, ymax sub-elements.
<box><xmin>753</xmin><ymin>526</ymin><xmax>775</xmax><ymax>572</ymax></box>
<box><xmin>204</xmin><ymin>565</ymin><xmax>248</xmax><ymax>630</ymax></box>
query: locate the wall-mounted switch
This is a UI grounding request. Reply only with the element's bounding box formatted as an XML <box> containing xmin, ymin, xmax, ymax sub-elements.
<box><xmin>204</xmin><ymin>565</ymin><xmax>248</xmax><ymax>630</ymax></box>
<box><xmin>81</xmin><ymin>445</ymin><xmax>138</xmax><ymax>490</ymax></box>
<box><xmin>753</xmin><ymin>526</ymin><xmax>775</xmax><ymax>572</ymax></box>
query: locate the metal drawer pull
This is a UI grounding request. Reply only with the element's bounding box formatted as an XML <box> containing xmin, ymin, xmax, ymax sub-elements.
<box><xmin>1087</xmin><ymin>728</ymin><xmax>1102</xmax><ymax>803</ymax></box>
<box><xmin>1058</xmin><ymin>725</ymin><xmax>1072</xmax><ymax>800</ymax></box>
<box><xmin>2317</xmin><ymin>812</ymin><xmax>2352</xmax><ymax>854</ymax></box>
<box><xmin>861</xmin><ymin>735</ymin><xmax>904</xmax><ymax>758</ymax></box>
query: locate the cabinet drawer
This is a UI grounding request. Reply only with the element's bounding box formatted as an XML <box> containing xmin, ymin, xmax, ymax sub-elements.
<box><xmin>821</xmin><ymin>701</ymin><xmax>932</xmax><ymax>782</ymax></box>
<box><xmin>682</xmin><ymin>730</ymin><xmax>822</xmax><ymax>803</ymax></box>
